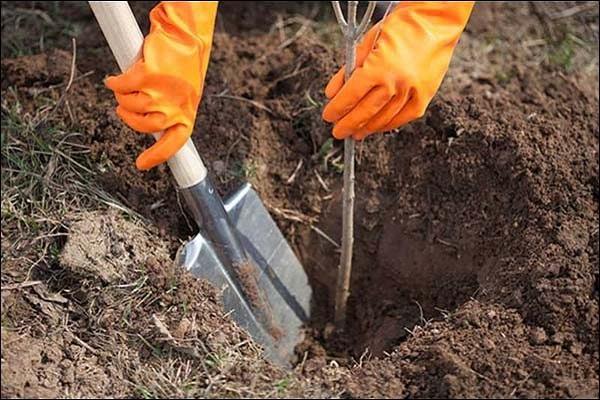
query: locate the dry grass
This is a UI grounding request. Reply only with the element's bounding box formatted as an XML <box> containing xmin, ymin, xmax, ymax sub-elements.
<box><xmin>0</xmin><ymin>65</ymin><xmax>140</xmax><ymax>278</ymax></box>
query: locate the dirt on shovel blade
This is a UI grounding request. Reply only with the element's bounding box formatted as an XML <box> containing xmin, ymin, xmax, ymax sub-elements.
<box><xmin>234</xmin><ymin>260</ymin><xmax>284</xmax><ymax>341</ymax></box>
<box><xmin>1</xmin><ymin>1</ymin><xmax>598</xmax><ymax>398</ymax></box>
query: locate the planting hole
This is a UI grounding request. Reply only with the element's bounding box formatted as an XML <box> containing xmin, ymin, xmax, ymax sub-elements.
<box><xmin>301</xmin><ymin>196</ymin><xmax>480</xmax><ymax>356</ymax></box>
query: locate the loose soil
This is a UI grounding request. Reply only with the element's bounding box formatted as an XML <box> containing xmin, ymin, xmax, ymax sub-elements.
<box><xmin>2</xmin><ymin>1</ymin><xmax>598</xmax><ymax>398</ymax></box>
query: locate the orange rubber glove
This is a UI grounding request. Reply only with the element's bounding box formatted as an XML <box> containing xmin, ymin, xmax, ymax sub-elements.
<box><xmin>105</xmin><ymin>2</ymin><xmax>218</xmax><ymax>170</ymax></box>
<box><xmin>323</xmin><ymin>2</ymin><xmax>474</xmax><ymax>140</ymax></box>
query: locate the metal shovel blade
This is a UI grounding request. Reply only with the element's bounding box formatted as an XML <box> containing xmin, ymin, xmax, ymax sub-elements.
<box><xmin>175</xmin><ymin>183</ymin><xmax>312</xmax><ymax>366</ymax></box>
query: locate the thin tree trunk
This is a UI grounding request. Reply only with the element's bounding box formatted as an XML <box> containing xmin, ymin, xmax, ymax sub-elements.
<box><xmin>331</xmin><ymin>1</ymin><xmax>375</xmax><ymax>330</ymax></box>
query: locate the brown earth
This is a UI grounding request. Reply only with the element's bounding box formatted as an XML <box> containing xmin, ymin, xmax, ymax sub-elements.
<box><xmin>1</xmin><ymin>1</ymin><xmax>599</xmax><ymax>398</ymax></box>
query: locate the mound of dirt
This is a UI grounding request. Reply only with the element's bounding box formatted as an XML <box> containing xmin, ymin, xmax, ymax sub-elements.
<box><xmin>59</xmin><ymin>212</ymin><xmax>169</xmax><ymax>283</ymax></box>
<box><xmin>1</xmin><ymin>328</ymin><xmax>114</xmax><ymax>399</ymax></box>
<box><xmin>3</xmin><ymin>211</ymin><xmax>309</xmax><ymax>398</ymax></box>
<box><xmin>344</xmin><ymin>301</ymin><xmax>599</xmax><ymax>399</ymax></box>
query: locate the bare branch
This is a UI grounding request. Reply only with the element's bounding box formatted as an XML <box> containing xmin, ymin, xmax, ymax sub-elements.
<box><xmin>331</xmin><ymin>1</ymin><xmax>347</xmax><ymax>28</ymax></box>
<box><xmin>330</xmin><ymin>0</ymin><xmax>375</xmax><ymax>332</ymax></box>
<box><xmin>347</xmin><ymin>1</ymin><xmax>358</xmax><ymax>30</ymax></box>
<box><xmin>356</xmin><ymin>1</ymin><xmax>377</xmax><ymax>36</ymax></box>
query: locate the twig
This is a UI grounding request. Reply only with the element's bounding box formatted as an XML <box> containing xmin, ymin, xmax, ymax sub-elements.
<box><xmin>286</xmin><ymin>159</ymin><xmax>304</xmax><ymax>184</ymax></box>
<box><xmin>137</xmin><ymin>333</ymin><xmax>160</xmax><ymax>354</ymax></box>
<box><xmin>358</xmin><ymin>347</ymin><xmax>370</xmax><ymax>367</ymax></box>
<box><xmin>33</xmin><ymin>70</ymin><xmax>94</xmax><ymax>94</ymax></box>
<box><xmin>68</xmin><ymin>330</ymin><xmax>99</xmax><ymax>355</ymax></box>
<box><xmin>4</xmin><ymin>7</ymin><xmax>55</xmax><ymax>25</ymax></box>
<box><xmin>210</xmin><ymin>93</ymin><xmax>274</xmax><ymax>115</ymax></box>
<box><xmin>266</xmin><ymin>203</ymin><xmax>317</xmax><ymax>224</ymax></box>
<box><xmin>332</xmin><ymin>1</ymin><xmax>376</xmax><ymax>331</ymax></box>
<box><xmin>224</xmin><ymin>136</ymin><xmax>243</xmax><ymax>168</ymax></box>
<box><xmin>33</xmin><ymin>38</ymin><xmax>77</xmax><ymax>128</ymax></box>
<box><xmin>549</xmin><ymin>2</ymin><xmax>597</xmax><ymax>19</ymax></box>
<box><xmin>436</xmin><ymin>238</ymin><xmax>458</xmax><ymax>248</ymax></box>
<box><xmin>310</xmin><ymin>225</ymin><xmax>340</xmax><ymax>248</ymax></box>
<box><xmin>509</xmin><ymin>372</ymin><xmax>531</xmax><ymax>397</ymax></box>
<box><xmin>1</xmin><ymin>280</ymin><xmax>43</xmax><ymax>291</ymax></box>
<box><xmin>64</xmin><ymin>38</ymin><xmax>77</xmax><ymax>92</ymax></box>
<box><xmin>413</xmin><ymin>300</ymin><xmax>427</xmax><ymax>325</ymax></box>
<box><xmin>272</xmin><ymin>66</ymin><xmax>310</xmax><ymax>87</ymax></box>
<box><xmin>466</xmin><ymin>366</ymin><xmax>504</xmax><ymax>387</ymax></box>
<box><xmin>297</xmin><ymin>350</ymin><xmax>309</xmax><ymax>374</ymax></box>
<box><xmin>356</xmin><ymin>2</ymin><xmax>377</xmax><ymax>34</ymax></box>
<box><xmin>278</xmin><ymin>18</ymin><xmax>311</xmax><ymax>49</ymax></box>
<box><xmin>314</xmin><ymin>170</ymin><xmax>330</xmax><ymax>191</ymax></box>
<box><xmin>331</xmin><ymin>2</ymin><xmax>347</xmax><ymax>27</ymax></box>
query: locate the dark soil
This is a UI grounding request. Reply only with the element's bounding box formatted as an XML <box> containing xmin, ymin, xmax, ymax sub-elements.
<box><xmin>2</xmin><ymin>1</ymin><xmax>598</xmax><ymax>398</ymax></box>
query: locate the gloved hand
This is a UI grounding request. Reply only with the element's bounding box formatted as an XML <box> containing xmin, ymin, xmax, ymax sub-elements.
<box><xmin>105</xmin><ymin>2</ymin><xmax>218</xmax><ymax>170</ymax></box>
<box><xmin>323</xmin><ymin>2</ymin><xmax>474</xmax><ymax>140</ymax></box>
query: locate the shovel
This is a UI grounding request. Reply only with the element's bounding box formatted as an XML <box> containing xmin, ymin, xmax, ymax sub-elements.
<box><xmin>89</xmin><ymin>1</ymin><xmax>312</xmax><ymax>367</ymax></box>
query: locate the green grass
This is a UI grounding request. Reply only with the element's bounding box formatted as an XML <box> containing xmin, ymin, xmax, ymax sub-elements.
<box><xmin>0</xmin><ymin>78</ymin><xmax>138</xmax><ymax>288</ymax></box>
<box><xmin>547</xmin><ymin>26</ymin><xmax>593</xmax><ymax>72</ymax></box>
<box><xmin>135</xmin><ymin>386</ymin><xmax>156</xmax><ymax>399</ymax></box>
<box><xmin>204</xmin><ymin>352</ymin><xmax>222</xmax><ymax>368</ymax></box>
<box><xmin>232</xmin><ymin>159</ymin><xmax>258</xmax><ymax>179</ymax></box>
<box><xmin>549</xmin><ymin>35</ymin><xmax>576</xmax><ymax>71</ymax></box>
<box><xmin>317</xmin><ymin>138</ymin><xmax>334</xmax><ymax>159</ymax></box>
<box><xmin>494</xmin><ymin>67</ymin><xmax>516</xmax><ymax>85</ymax></box>
<box><xmin>275</xmin><ymin>377</ymin><xmax>292</xmax><ymax>393</ymax></box>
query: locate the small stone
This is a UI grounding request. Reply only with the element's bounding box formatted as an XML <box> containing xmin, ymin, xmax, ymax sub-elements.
<box><xmin>529</xmin><ymin>327</ymin><xmax>548</xmax><ymax>345</ymax></box>
<box><xmin>323</xmin><ymin>323</ymin><xmax>335</xmax><ymax>340</ymax></box>
<box><xmin>486</xmin><ymin>310</ymin><xmax>497</xmax><ymax>319</ymax></box>
<box><xmin>257</xmin><ymin>162</ymin><xmax>267</xmax><ymax>176</ymax></box>
<box><xmin>212</xmin><ymin>160</ymin><xmax>226</xmax><ymax>176</ymax></box>
<box><xmin>516</xmin><ymin>369</ymin><xmax>529</xmax><ymax>379</ymax></box>
<box><xmin>66</xmin><ymin>344</ymin><xmax>82</xmax><ymax>359</ymax></box>
<box><xmin>173</xmin><ymin>317</ymin><xmax>192</xmax><ymax>339</ymax></box>
<box><xmin>62</xmin><ymin>366</ymin><xmax>75</xmax><ymax>384</ymax></box>
<box><xmin>467</xmin><ymin>314</ymin><xmax>481</xmax><ymax>328</ymax></box>
<box><xmin>482</xmin><ymin>338</ymin><xmax>496</xmax><ymax>350</ymax></box>
<box><xmin>569</xmin><ymin>342</ymin><xmax>583</xmax><ymax>356</ymax></box>
<box><xmin>110</xmin><ymin>243</ymin><xmax>124</xmax><ymax>256</ymax></box>
<box><xmin>365</xmin><ymin>197</ymin><xmax>380</xmax><ymax>214</ymax></box>
<box><xmin>512</xmin><ymin>325</ymin><xmax>525</xmax><ymax>336</ymax></box>
<box><xmin>550</xmin><ymin>332</ymin><xmax>565</xmax><ymax>345</ymax></box>
<box><xmin>443</xmin><ymin>374</ymin><xmax>459</xmax><ymax>388</ymax></box>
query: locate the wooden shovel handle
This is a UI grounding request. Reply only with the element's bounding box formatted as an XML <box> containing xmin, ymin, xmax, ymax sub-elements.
<box><xmin>89</xmin><ymin>1</ymin><xmax>207</xmax><ymax>189</ymax></box>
